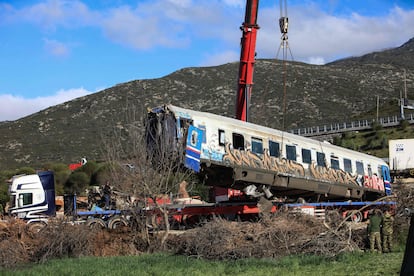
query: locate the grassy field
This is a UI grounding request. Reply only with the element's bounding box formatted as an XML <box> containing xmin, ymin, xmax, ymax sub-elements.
<box><xmin>333</xmin><ymin>123</ymin><xmax>414</xmax><ymax>158</ymax></box>
<box><xmin>2</xmin><ymin>251</ymin><xmax>403</xmax><ymax>276</ymax></box>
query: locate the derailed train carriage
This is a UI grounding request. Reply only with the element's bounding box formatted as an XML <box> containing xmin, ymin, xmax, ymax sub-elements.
<box><xmin>146</xmin><ymin>104</ymin><xmax>392</xmax><ymax>202</ymax></box>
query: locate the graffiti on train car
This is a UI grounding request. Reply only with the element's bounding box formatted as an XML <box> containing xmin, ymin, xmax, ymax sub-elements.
<box><xmin>309</xmin><ymin>163</ymin><xmax>358</xmax><ymax>186</ymax></box>
<box><xmin>220</xmin><ymin>143</ymin><xmax>380</xmax><ymax>188</ymax></box>
<box><xmin>364</xmin><ymin>175</ymin><xmax>385</xmax><ymax>191</ymax></box>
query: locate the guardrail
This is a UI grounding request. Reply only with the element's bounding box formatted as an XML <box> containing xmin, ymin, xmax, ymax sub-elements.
<box><xmin>289</xmin><ymin>113</ymin><xmax>414</xmax><ymax>137</ymax></box>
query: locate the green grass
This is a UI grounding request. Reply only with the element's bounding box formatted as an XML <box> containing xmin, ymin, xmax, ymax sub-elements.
<box><xmin>2</xmin><ymin>251</ymin><xmax>403</xmax><ymax>276</ymax></box>
<box><xmin>334</xmin><ymin>124</ymin><xmax>414</xmax><ymax>158</ymax></box>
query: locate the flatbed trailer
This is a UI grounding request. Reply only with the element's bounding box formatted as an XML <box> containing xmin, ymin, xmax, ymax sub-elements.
<box><xmin>7</xmin><ymin>172</ymin><xmax>396</xmax><ymax>231</ymax></box>
<box><xmin>165</xmin><ymin>199</ymin><xmax>396</xmax><ymax>226</ymax></box>
<box><xmin>59</xmin><ymin>193</ymin><xmax>396</xmax><ymax>230</ymax></box>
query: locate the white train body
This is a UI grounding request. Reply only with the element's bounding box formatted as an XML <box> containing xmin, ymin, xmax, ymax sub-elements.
<box><xmin>146</xmin><ymin>105</ymin><xmax>392</xmax><ymax>201</ymax></box>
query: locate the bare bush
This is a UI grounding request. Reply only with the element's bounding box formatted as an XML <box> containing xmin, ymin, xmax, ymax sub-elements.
<box><xmin>101</xmin><ymin>105</ymin><xmax>195</xmax><ymax>247</ymax></box>
<box><xmin>0</xmin><ymin>218</ymin><xmax>151</xmax><ymax>269</ymax></box>
<box><xmin>30</xmin><ymin>220</ymin><xmax>95</xmax><ymax>263</ymax></box>
<box><xmin>0</xmin><ymin>219</ymin><xmax>30</xmax><ymax>268</ymax></box>
<box><xmin>170</xmin><ymin>212</ymin><xmax>364</xmax><ymax>260</ymax></box>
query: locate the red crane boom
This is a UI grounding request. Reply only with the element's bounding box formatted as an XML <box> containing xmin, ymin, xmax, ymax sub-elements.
<box><xmin>235</xmin><ymin>0</ymin><xmax>260</xmax><ymax>122</ymax></box>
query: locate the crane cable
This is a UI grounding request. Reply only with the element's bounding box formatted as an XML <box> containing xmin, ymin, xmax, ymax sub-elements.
<box><xmin>275</xmin><ymin>0</ymin><xmax>294</xmax><ymax>131</ymax></box>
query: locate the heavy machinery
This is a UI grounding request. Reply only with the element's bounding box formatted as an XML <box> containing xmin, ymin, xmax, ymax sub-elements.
<box><xmin>236</xmin><ymin>0</ymin><xmax>259</xmax><ymax>122</ymax></box>
<box><xmin>5</xmin><ymin>1</ymin><xmax>396</xmax><ymax>230</ymax></box>
<box><xmin>8</xmin><ymin>171</ymin><xmax>56</xmax><ymax>227</ymax></box>
<box><xmin>144</xmin><ymin>0</ymin><xmax>395</xmax><ymax>225</ymax></box>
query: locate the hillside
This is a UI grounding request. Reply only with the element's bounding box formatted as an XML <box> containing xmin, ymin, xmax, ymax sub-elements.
<box><xmin>0</xmin><ymin>38</ymin><xmax>413</xmax><ymax>169</ymax></box>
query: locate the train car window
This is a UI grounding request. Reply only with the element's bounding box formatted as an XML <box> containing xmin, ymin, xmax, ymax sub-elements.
<box><xmin>286</xmin><ymin>145</ymin><xmax>297</xmax><ymax>161</ymax></box>
<box><xmin>218</xmin><ymin>129</ymin><xmax>225</xmax><ymax>146</ymax></box>
<box><xmin>317</xmin><ymin>152</ymin><xmax>326</xmax><ymax>167</ymax></box>
<box><xmin>233</xmin><ymin>133</ymin><xmax>245</xmax><ymax>150</ymax></box>
<box><xmin>199</xmin><ymin>125</ymin><xmax>206</xmax><ymax>143</ymax></box>
<box><xmin>251</xmin><ymin>137</ymin><xmax>263</xmax><ymax>154</ymax></box>
<box><xmin>269</xmin><ymin>140</ymin><xmax>280</xmax><ymax>157</ymax></box>
<box><xmin>330</xmin><ymin>156</ymin><xmax>340</xmax><ymax>170</ymax></box>
<box><xmin>343</xmin><ymin>158</ymin><xmax>352</xmax><ymax>173</ymax></box>
<box><xmin>377</xmin><ymin>166</ymin><xmax>383</xmax><ymax>178</ymax></box>
<box><xmin>368</xmin><ymin>164</ymin><xmax>372</xmax><ymax>177</ymax></box>
<box><xmin>356</xmin><ymin>161</ymin><xmax>364</xmax><ymax>175</ymax></box>
<box><xmin>302</xmin><ymin>148</ymin><xmax>311</xmax><ymax>164</ymax></box>
<box><xmin>190</xmin><ymin>131</ymin><xmax>198</xmax><ymax>146</ymax></box>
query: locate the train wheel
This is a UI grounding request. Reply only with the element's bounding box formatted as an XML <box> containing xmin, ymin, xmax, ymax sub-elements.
<box><xmin>108</xmin><ymin>216</ymin><xmax>129</xmax><ymax>230</ymax></box>
<box><xmin>350</xmin><ymin>211</ymin><xmax>363</xmax><ymax>223</ymax></box>
<box><xmin>86</xmin><ymin>218</ymin><xmax>106</xmax><ymax>229</ymax></box>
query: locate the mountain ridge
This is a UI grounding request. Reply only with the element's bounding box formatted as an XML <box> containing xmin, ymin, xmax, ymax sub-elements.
<box><xmin>0</xmin><ymin>38</ymin><xmax>413</xmax><ymax>169</ymax></box>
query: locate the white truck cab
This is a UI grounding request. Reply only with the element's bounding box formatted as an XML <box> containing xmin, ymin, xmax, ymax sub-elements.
<box><xmin>8</xmin><ymin>171</ymin><xmax>56</xmax><ymax>223</ymax></box>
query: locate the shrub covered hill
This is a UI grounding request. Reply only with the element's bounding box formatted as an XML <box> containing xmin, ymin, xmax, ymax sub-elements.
<box><xmin>0</xmin><ymin>38</ymin><xmax>414</xmax><ymax>169</ymax></box>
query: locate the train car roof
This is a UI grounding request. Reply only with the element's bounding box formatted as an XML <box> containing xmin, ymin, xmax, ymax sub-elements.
<box><xmin>165</xmin><ymin>104</ymin><xmax>386</xmax><ymax>164</ymax></box>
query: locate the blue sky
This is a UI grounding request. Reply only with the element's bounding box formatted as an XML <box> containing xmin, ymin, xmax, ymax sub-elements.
<box><xmin>1</xmin><ymin>0</ymin><xmax>414</xmax><ymax>121</ymax></box>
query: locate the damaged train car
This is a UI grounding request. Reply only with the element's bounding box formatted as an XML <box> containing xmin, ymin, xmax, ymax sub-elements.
<box><xmin>145</xmin><ymin>104</ymin><xmax>392</xmax><ymax>202</ymax></box>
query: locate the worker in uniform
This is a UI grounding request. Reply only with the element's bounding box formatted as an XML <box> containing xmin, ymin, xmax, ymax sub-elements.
<box><xmin>368</xmin><ymin>209</ymin><xmax>383</xmax><ymax>253</ymax></box>
<box><xmin>382</xmin><ymin>208</ymin><xmax>394</xmax><ymax>253</ymax></box>
<box><xmin>102</xmin><ymin>181</ymin><xmax>112</xmax><ymax>209</ymax></box>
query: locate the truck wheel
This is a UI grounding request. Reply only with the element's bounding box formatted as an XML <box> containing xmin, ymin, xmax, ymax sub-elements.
<box><xmin>86</xmin><ymin>218</ymin><xmax>106</xmax><ymax>229</ymax></box>
<box><xmin>350</xmin><ymin>211</ymin><xmax>363</xmax><ymax>223</ymax></box>
<box><xmin>108</xmin><ymin>216</ymin><xmax>129</xmax><ymax>230</ymax></box>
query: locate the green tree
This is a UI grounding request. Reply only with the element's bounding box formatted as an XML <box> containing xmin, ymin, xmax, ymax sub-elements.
<box><xmin>400</xmin><ymin>119</ymin><xmax>409</xmax><ymax>130</ymax></box>
<box><xmin>15</xmin><ymin>167</ymin><xmax>36</xmax><ymax>175</ymax></box>
<box><xmin>77</xmin><ymin>161</ymin><xmax>99</xmax><ymax>178</ymax></box>
<box><xmin>0</xmin><ymin>183</ymin><xmax>9</xmax><ymax>212</ymax></box>
<box><xmin>43</xmin><ymin>162</ymin><xmax>72</xmax><ymax>196</ymax></box>
<box><xmin>372</xmin><ymin>121</ymin><xmax>383</xmax><ymax>132</ymax></box>
<box><xmin>65</xmin><ymin>171</ymin><xmax>90</xmax><ymax>195</ymax></box>
<box><xmin>91</xmin><ymin>163</ymin><xmax>111</xmax><ymax>186</ymax></box>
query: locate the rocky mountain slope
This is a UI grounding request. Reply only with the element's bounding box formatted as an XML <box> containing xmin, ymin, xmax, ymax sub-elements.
<box><xmin>0</xmin><ymin>38</ymin><xmax>413</xmax><ymax>169</ymax></box>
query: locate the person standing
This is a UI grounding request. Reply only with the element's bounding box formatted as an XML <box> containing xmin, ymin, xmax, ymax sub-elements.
<box><xmin>368</xmin><ymin>209</ymin><xmax>383</xmax><ymax>253</ymax></box>
<box><xmin>382</xmin><ymin>208</ymin><xmax>394</xmax><ymax>253</ymax></box>
<box><xmin>102</xmin><ymin>181</ymin><xmax>112</xmax><ymax>209</ymax></box>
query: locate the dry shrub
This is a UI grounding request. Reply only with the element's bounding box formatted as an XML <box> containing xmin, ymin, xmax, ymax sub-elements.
<box><xmin>31</xmin><ymin>220</ymin><xmax>95</xmax><ymax>263</ymax></box>
<box><xmin>0</xmin><ymin>218</ymin><xmax>32</xmax><ymax>268</ymax></box>
<box><xmin>0</xmin><ymin>208</ymin><xmax>374</xmax><ymax>268</ymax></box>
<box><xmin>89</xmin><ymin>229</ymin><xmax>142</xmax><ymax>256</ymax></box>
<box><xmin>0</xmin><ymin>218</ymin><xmax>149</xmax><ymax>269</ymax></box>
<box><xmin>170</xmin><ymin>212</ymin><xmax>364</xmax><ymax>260</ymax></box>
<box><xmin>390</xmin><ymin>183</ymin><xmax>414</xmax><ymax>247</ymax></box>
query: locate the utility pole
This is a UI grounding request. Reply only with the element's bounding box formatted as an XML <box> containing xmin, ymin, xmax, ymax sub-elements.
<box><xmin>376</xmin><ymin>95</ymin><xmax>379</xmax><ymax>122</ymax></box>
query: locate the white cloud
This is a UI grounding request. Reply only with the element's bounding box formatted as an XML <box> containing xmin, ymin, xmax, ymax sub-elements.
<box><xmin>0</xmin><ymin>88</ymin><xmax>93</xmax><ymax>121</ymax></box>
<box><xmin>2</xmin><ymin>1</ymin><xmax>414</xmax><ymax>64</ymax></box>
<box><xmin>256</xmin><ymin>4</ymin><xmax>414</xmax><ymax>64</ymax></box>
<box><xmin>307</xmin><ymin>56</ymin><xmax>325</xmax><ymax>65</ymax></box>
<box><xmin>44</xmin><ymin>38</ymin><xmax>70</xmax><ymax>57</ymax></box>
<box><xmin>100</xmin><ymin>1</ymin><xmax>242</xmax><ymax>50</ymax></box>
<box><xmin>0</xmin><ymin>0</ymin><xmax>96</xmax><ymax>30</ymax></box>
<box><xmin>222</xmin><ymin>0</ymin><xmax>244</xmax><ymax>8</ymax></box>
<box><xmin>200</xmin><ymin>50</ymin><xmax>239</xmax><ymax>66</ymax></box>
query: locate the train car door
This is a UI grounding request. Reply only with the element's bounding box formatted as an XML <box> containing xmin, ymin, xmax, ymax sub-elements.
<box><xmin>381</xmin><ymin>165</ymin><xmax>392</xmax><ymax>195</ymax></box>
<box><xmin>185</xmin><ymin>125</ymin><xmax>204</xmax><ymax>172</ymax></box>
